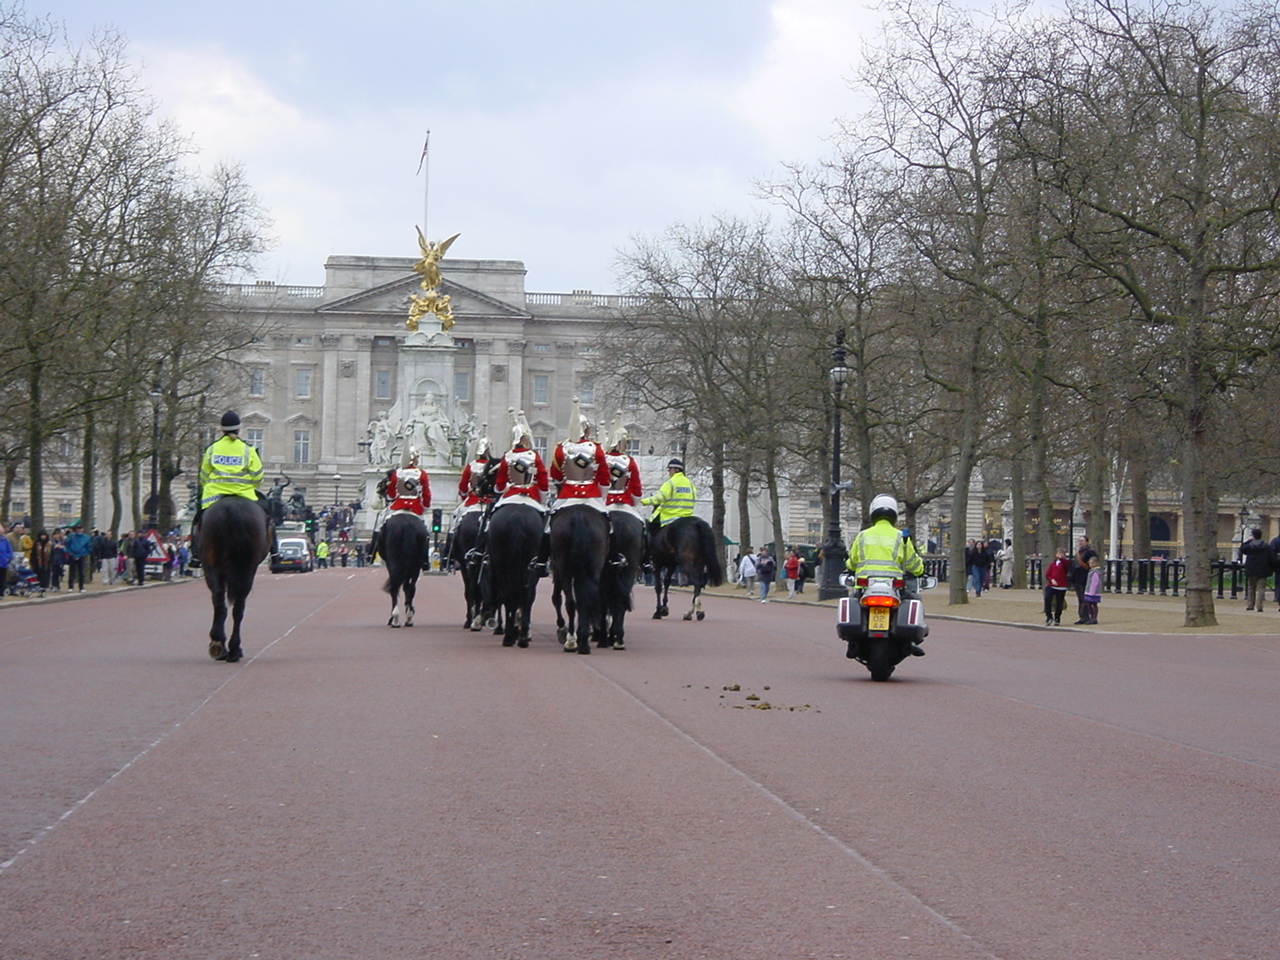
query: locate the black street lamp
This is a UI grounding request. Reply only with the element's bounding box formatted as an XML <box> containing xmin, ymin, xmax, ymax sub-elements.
<box><xmin>333</xmin><ymin>472</ymin><xmax>342</xmax><ymax>506</ymax></box>
<box><xmin>148</xmin><ymin>384</ymin><xmax>162</xmax><ymax>531</ymax></box>
<box><xmin>818</xmin><ymin>332</ymin><xmax>850</xmax><ymax>601</ymax></box>
<box><xmin>1066</xmin><ymin>482</ymin><xmax>1080</xmax><ymax>553</ymax></box>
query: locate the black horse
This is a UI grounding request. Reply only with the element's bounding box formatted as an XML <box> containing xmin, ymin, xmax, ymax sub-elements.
<box><xmin>601</xmin><ymin>509</ymin><xmax>645</xmax><ymax>649</ymax></box>
<box><xmin>649</xmin><ymin>515</ymin><xmax>724</xmax><ymax>621</ymax></box>
<box><xmin>549</xmin><ymin>504</ymin><xmax>609</xmax><ymax>654</ymax></box>
<box><xmin>381</xmin><ymin>512</ymin><xmax>427</xmax><ymax>627</ymax></box>
<box><xmin>448</xmin><ymin>459</ymin><xmax>500</xmax><ymax>631</ymax></box>
<box><xmin>199</xmin><ymin>496</ymin><xmax>270</xmax><ymax>662</ymax></box>
<box><xmin>481</xmin><ymin>502</ymin><xmax>543</xmax><ymax>647</ymax></box>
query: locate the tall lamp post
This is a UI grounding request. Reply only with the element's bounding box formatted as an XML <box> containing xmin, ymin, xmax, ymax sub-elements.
<box><xmin>333</xmin><ymin>473</ymin><xmax>342</xmax><ymax>506</ymax></box>
<box><xmin>818</xmin><ymin>333</ymin><xmax>850</xmax><ymax>601</ymax></box>
<box><xmin>148</xmin><ymin>384</ymin><xmax>162</xmax><ymax>531</ymax></box>
<box><xmin>1066</xmin><ymin>482</ymin><xmax>1080</xmax><ymax>553</ymax></box>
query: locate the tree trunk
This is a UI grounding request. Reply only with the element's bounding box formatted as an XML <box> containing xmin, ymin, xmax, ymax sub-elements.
<box><xmin>80</xmin><ymin>412</ymin><xmax>96</xmax><ymax>531</ymax></box>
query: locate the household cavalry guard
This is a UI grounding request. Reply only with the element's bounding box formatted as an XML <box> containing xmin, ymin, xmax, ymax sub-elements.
<box><xmin>193</xmin><ymin>410</ymin><xmax>276</xmax><ymax>560</ymax></box>
<box><xmin>370</xmin><ymin>445</ymin><xmax>432</xmax><ymax>563</ymax></box>
<box><xmin>456</xmin><ymin>425</ymin><xmax>497</xmax><ymax>514</ymax></box>
<box><xmin>549</xmin><ymin>396</ymin><xmax>611</xmax><ymax>505</ymax></box>
<box><xmin>603</xmin><ymin>413</ymin><xmax>643</xmax><ymax>509</ymax></box>
<box><xmin>479</xmin><ymin>408</ymin><xmax>550</xmax><ymax>571</ymax></box>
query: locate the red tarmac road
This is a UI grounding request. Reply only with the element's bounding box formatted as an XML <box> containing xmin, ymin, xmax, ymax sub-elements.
<box><xmin>1</xmin><ymin>569</ymin><xmax>1277</xmax><ymax>959</ymax></box>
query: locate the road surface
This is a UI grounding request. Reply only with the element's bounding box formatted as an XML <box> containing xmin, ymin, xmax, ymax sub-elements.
<box><xmin>1</xmin><ymin>568</ymin><xmax>1276</xmax><ymax>959</ymax></box>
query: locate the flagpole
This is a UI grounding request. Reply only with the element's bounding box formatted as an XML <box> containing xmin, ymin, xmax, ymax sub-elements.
<box><xmin>419</xmin><ymin>130</ymin><xmax>431</xmax><ymax>237</ymax></box>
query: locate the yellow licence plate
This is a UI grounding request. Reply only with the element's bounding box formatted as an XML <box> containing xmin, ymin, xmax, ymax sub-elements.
<box><xmin>868</xmin><ymin>608</ymin><xmax>891</xmax><ymax>632</ymax></box>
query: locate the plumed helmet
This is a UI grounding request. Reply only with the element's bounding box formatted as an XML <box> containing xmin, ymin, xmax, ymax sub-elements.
<box><xmin>470</xmin><ymin>424</ymin><xmax>491</xmax><ymax>461</ymax></box>
<box><xmin>868</xmin><ymin>493</ymin><xmax>899</xmax><ymax>523</ymax></box>
<box><xmin>606</xmin><ymin>412</ymin><xmax>628</xmax><ymax>453</ymax></box>
<box><xmin>220</xmin><ymin>410</ymin><xmax>241</xmax><ymax>430</ymax></box>
<box><xmin>568</xmin><ymin>395</ymin><xmax>589</xmax><ymax>441</ymax></box>
<box><xmin>667</xmin><ymin>458</ymin><xmax>684</xmax><ymax>470</ymax></box>
<box><xmin>509</xmin><ymin>407</ymin><xmax>532</xmax><ymax>448</ymax></box>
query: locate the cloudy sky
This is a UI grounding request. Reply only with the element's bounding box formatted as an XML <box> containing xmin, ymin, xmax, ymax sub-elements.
<box><xmin>37</xmin><ymin>0</ymin><xmax>882</xmax><ymax>293</ymax></box>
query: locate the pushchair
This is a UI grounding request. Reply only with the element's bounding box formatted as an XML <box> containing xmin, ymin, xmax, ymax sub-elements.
<box><xmin>10</xmin><ymin>561</ymin><xmax>44</xmax><ymax>598</ymax></box>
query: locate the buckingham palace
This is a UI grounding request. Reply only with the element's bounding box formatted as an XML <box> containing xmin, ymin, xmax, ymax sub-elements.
<box><xmin>219</xmin><ymin>252</ymin><xmax>669</xmax><ymax>526</ymax></box>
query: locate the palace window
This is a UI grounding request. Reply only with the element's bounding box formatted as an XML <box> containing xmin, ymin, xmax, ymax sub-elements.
<box><xmin>245</xmin><ymin>428</ymin><xmax>264</xmax><ymax>453</ymax></box>
<box><xmin>249</xmin><ymin>368</ymin><xmax>265</xmax><ymax>397</ymax></box>
<box><xmin>295</xmin><ymin>335</ymin><xmax>313</xmax><ymax>346</ymax></box>
<box><xmin>293</xmin><ymin>430</ymin><xmax>311</xmax><ymax>463</ymax></box>
<box><xmin>374</xmin><ymin>370</ymin><xmax>392</xmax><ymax>401</ymax></box>
<box><xmin>626</xmin><ymin>439</ymin><xmax>641</xmax><ymax>457</ymax></box>
<box><xmin>532</xmin><ymin>374</ymin><xmax>550</xmax><ymax>405</ymax></box>
<box><xmin>454</xmin><ymin>371</ymin><xmax>470</xmax><ymax>403</ymax></box>
<box><xmin>294</xmin><ymin>367</ymin><xmax>312</xmax><ymax>399</ymax></box>
<box><xmin>533</xmin><ymin>436</ymin><xmax>548</xmax><ymax>457</ymax></box>
<box><xmin>578</xmin><ymin>376</ymin><xmax>595</xmax><ymax>405</ymax></box>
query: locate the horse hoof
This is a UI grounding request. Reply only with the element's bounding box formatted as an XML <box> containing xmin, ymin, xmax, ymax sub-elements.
<box><xmin>517</xmin><ymin>637</ymin><xmax>530</xmax><ymax>648</ymax></box>
<box><xmin>563</xmin><ymin>639</ymin><xmax>578</xmax><ymax>652</ymax></box>
<box><xmin>577</xmin><ymin>643</ymin><xmax>591</xmax><ymax>654</ymax></box>
<box><xmin>613</xmin><ymin>642</ymin><xmax>626</xmax><ymax>651</ymax></box>
<box><xmin>556</xmin><ymin>627</ymin><xmax>568</xmax><ymax>642</ymax></box>
<box><xmin>652</xmin><ymin>611</ymin><xmax>663</xmax><ymax>620</ymax></box>
<box><xmin>683</xmin><ymin>612</ymin><xmax>693</xmax><ymax>621</ymax></box>
<box><xmin>388</xmin><ymin>617</ymin><xmax>401</xmax><ymax>628</ymax></box>
<box><xmin>224</xmin><ymin>650</ymin><xmax>242</xmax><ymax>663</ymax></box>
<box><xmin>502</xmin><ymin>636</ymin><xmax>516</xmax><ymax>647</ymax></box>
<box><xmin>696</xmin><ymin>611</ymin><xmax>705</xmax><ymax>621</ymax></box>
<box><xmin>485</xmin><ymin>618</ymin><xmax>498</xmax><ymax>629</ymax></box>
<box><xmin>208</xmin><ymin>640</ymin><xmax>225</xmax><ymax>660</ymax></box>
<box><xmin>469</xmin><ymin>622</ymin><xmax>483</xmax><ymax>632</ymax></box>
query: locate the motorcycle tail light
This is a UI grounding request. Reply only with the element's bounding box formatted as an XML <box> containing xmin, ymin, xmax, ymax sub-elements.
<box><xmin>892</xmin><ymin>578</ymin><xmax>905</xmax><ymax>588</ymax></box>
<box><xmin>855</xmin><ymin>577</ymin><xmax>869</xmax><ymax>588</ymax></box>
<box><xmin>863</xmin><ymin>595</ymin><xmax>899</xmax><ymax>608</ymax></box>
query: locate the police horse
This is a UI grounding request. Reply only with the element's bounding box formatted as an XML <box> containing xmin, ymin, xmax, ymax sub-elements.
<box><xmin>649</xmin><ymin>515</ymin><xmax>724</xmax><ymax>621</ymax></box>
<box><xmin>381</xmin><ymin>511</ymin><xmax>428</xmax><ymax>627</ymax></box>
<box><xmin>549</xmin><ymin>502</ymin><xmax>609</xmax><ymax>653</ymax></box>
<box><xmin>199</xmin><ymin>495</ymin><xmax>271</xmax><ymax>662</ymax></box>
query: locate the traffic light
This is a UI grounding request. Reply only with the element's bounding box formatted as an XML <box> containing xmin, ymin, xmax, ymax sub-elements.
<box><xmin>431</xmin><ymin>508</ymin><xmax>442</xmax><ymax>533</ymax></box>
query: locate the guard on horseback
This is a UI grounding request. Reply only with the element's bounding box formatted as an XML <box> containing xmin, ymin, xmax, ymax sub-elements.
<box><xmin>457</xmin><ymin>428</ymin><xmax>497</xmax><ymax>512</ymax></box>
<box><xmin>603</xmin><ymin>415</ymin><xmax>643</xmax><ymax>509</ymax></box>
<box><xmin>549</xmin><ymin>398</ymin><xmax>626</xmax><ymax>571</ymax></box>
<box><xmin>477</xmin><ymin>409</ymin><xmax>550</xmax><ymax>573</ymax></box>
<box><xmin>191</xmin><ymin>411</ymin><xmax>275</xmax><ymax>562</ymax></box>
<box><xmin>370</xmin><ymin>447</ymin><xmax>432</xmax><ymax>566</ymax></box>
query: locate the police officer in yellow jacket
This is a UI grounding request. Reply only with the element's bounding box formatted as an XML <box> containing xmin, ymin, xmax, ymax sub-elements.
<box><xmin>641</xmin><ymin>458</ymin><xmax>696</xmax><ymax>531</ymax></box>
<box><xmin>846</xmin><ymin>493</ymin><xmax>926</xmax><ymax>655</ymax></box>
<box><xmin>193</xmin><ymin>411</ymin><xmax>274</xmax><ymax>558</ymax></box>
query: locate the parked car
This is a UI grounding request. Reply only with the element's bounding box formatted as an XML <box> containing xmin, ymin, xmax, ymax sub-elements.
<box><xmin>270</xmin><ymin>537</ymin><xmax>313</xmax><ymax>573</ymax></box>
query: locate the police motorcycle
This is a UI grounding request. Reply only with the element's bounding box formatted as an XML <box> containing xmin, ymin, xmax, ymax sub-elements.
<box><xmin>836</xmin><ymin>573</ymin><xmax>937</xmax><ymax>682</ymax></box>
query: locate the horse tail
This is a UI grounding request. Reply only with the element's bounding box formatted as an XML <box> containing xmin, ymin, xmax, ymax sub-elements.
<box><xmin>697</xmin><ymin>520</ymin><xmax>724</xmax><ymax>586</ymax></box>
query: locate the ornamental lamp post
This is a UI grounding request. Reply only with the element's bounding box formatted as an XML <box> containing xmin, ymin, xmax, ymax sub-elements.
<box><xmin>818</xmin><ymin>332</ymin><xmax>850</xmax><ymax>601</ymax></box>
<box><xmin>333</xmin><ymin>473</ymin><xmax>342</xmax><ymax>506</ymax></box>
<box><xmin>148</xmin><ymin>384</ymin><xmax>162</xmax><ymax>531</ymax></box>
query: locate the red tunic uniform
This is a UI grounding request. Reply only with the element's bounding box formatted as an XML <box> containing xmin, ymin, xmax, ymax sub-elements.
<box><xmin>457</xmin><ymin>458</ymin><xmax>496</xmax><ymax>508</ymax></box>
<box><xmin>604</xmin><ymin>452</ymin><xmax>643</xmax><ymax>506</ymax></box>
<box><xmin>386</xmin><ymin>466</ymin><xmax>431</xmax><ymax>514</ymax></box>
<box><xmin>494</xmin><ymin>446</ymin><xmax>549</xmax><ymax>502</ymax></box>
<box><xmin>550</xmin><ymin>438</ymin><xmax>610</xmax><ymax>501</ymax></box>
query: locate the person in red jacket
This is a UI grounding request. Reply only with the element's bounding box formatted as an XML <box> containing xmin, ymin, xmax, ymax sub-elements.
<box><xmin>457</xmin><ymin>432</ymin><xmax>497</xmax><ymax>511</ymax></box>
<box><xmin>549</xmin><ymin>405</ymin><xmax>610</xmax><ymax>504</ymax></box>
<box><xmin>1043</xmin><ymin>547</ymin><xmax>1070</xmax><ymax>626</ymax></box>
<box><xmin>386</xmin><ymin>448</ymin><xmax>431</xmax><ymax>515</ymax></box>
<box><xmin>494</xmin><ymin>415</ymin><xmax>549</xmax><ymax>503</ymax></box>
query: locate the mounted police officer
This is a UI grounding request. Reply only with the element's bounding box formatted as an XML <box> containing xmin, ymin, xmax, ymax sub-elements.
<box><xmin>193</xmin><ymin>411</ymin><xmax>276</xmax><ymax>560</ymax></box>
<box><xmin>641</xmin><ymin>457</ymin><xmax>696</xmax><ymax>536</ymax></box>
<box><xmin>846</xmin><ymin>493</ymin><xmax>926</xmax><ymax>655</ymax></box>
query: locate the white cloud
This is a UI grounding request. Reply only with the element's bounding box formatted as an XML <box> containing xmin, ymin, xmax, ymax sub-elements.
<box><xmin>731</xmin><ymin>0</ymin><xmax>884</xmax><ymax>161</ymax></box>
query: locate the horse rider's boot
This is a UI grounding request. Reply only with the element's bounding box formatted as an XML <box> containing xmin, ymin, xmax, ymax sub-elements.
<box><xmin>604</xmin><ymin>513</ymin><xmax>627</xmax><ymax>568</ymax></box>
<box><xmin>531</xmin><ymin>530</ymin><xmax>551</xmax><ymax>578</ymax></box>
<box><xmin>187</xmin><ymin>515</ymin><xmax>202</xmax><ymax>568</ymax></box>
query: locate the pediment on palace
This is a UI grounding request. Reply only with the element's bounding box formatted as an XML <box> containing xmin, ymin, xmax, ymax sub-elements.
<box><xmin>318</xmin><ymin>275</ymin><xmax>530</xmax><ymax>320</ymax></box>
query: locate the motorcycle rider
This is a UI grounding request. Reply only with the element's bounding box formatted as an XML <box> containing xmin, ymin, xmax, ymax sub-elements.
<box><xmin>845</xmin><ymin>493</ymin><xmax>926</xmax><ymax>657</ymax></box>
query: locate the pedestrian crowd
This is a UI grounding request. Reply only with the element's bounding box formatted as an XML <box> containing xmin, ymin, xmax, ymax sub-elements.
<box><xmin>1</xmin><ymin>520</ymin><xmax>194</xmax><ymax>599</ymax></box>
<box><xmin>732</xmin><ymin>545</ymin><xmax>812</xmax><ymax>602</ymax></box>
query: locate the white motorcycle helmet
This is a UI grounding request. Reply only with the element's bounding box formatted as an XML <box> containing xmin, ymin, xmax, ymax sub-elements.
<box><xmin>868</xmin><ymin>493</ymin><xmax>899</xmax><ymax>523</ymax></box>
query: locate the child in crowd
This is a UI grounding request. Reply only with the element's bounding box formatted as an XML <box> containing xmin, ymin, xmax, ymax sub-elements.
<box><xmin>1044</xmin><ymin>547</ymin><xmax>1070</xmax><ymax>626</ymax></box>
<box><xmin>1080</xmin><ymin>556</ymin><xmax>1102</xmax><ymax>625</ymax></box>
